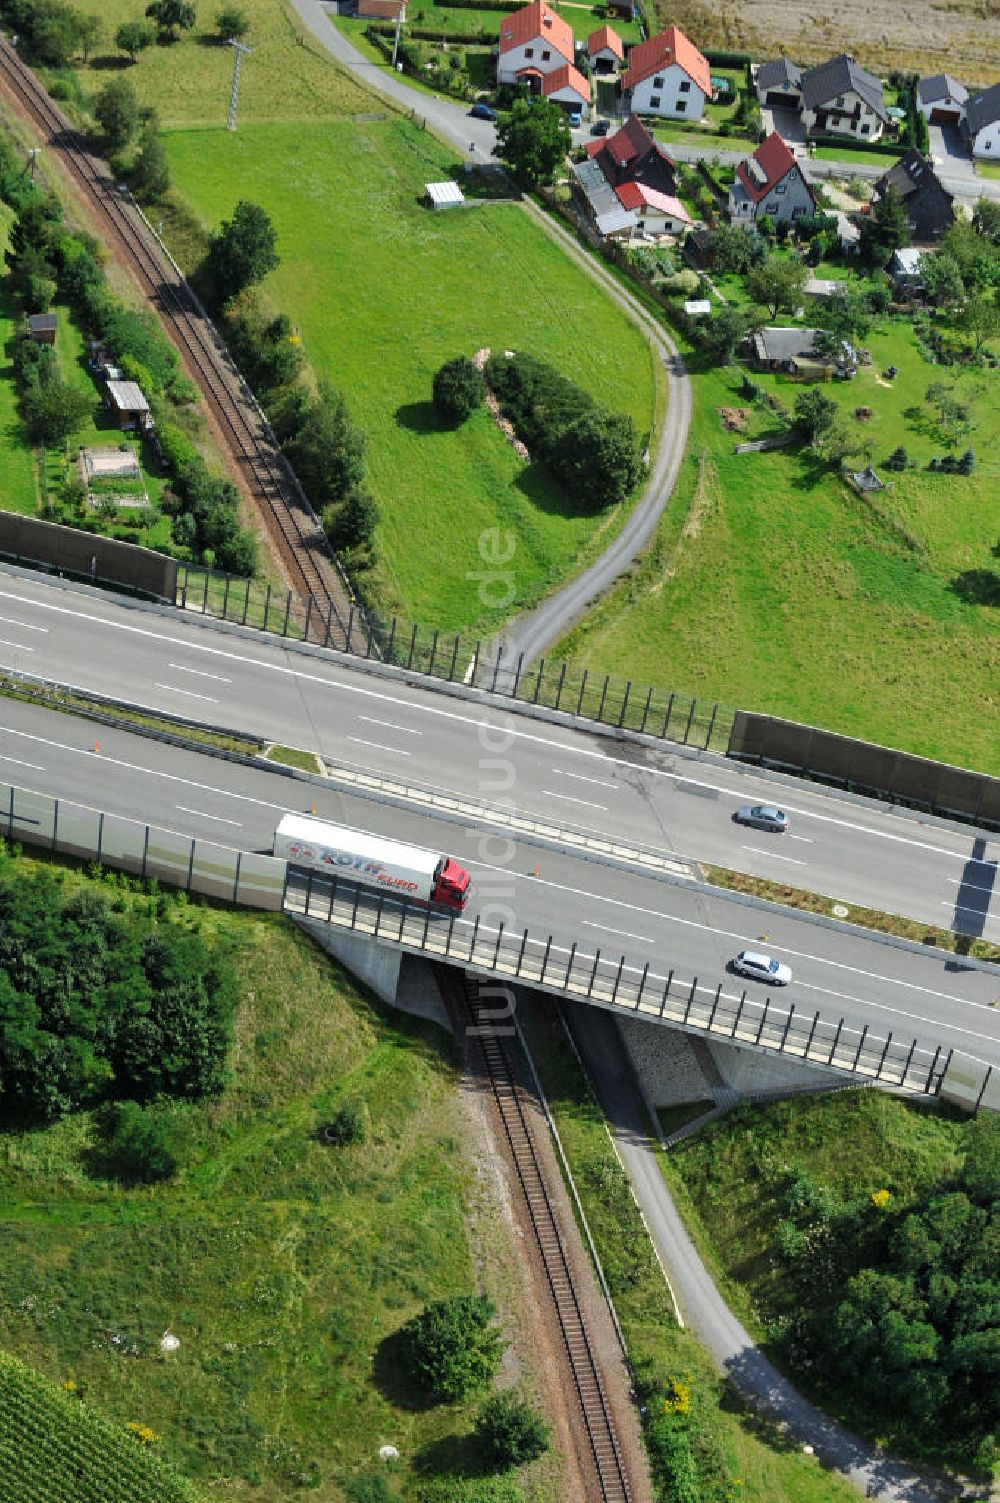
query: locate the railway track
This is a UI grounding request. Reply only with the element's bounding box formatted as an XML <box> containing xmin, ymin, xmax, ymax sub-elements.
<box><xmin>0</xmin><ymin>35</ymin><xmax>353</xmax><ymax>642</ymax></box>
<box><xmin>439</xmin><ymin>966</ymin><xmax>632</xmax><ymax>1503</ymax></box>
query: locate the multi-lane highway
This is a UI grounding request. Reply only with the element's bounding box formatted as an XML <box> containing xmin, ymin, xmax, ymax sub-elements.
<box><xmin>4</xmin><ymin>675</ymin><xmax>1000</xmax><ymax>1081</ymax></box>
<box><xmin>0</xmin><ymin>571</ymin><xmax>997</xmax><ymax>946</ymax></box>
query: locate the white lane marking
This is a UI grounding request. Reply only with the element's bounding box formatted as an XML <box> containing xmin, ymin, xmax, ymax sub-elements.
<box><xmin>347</xmin><ymin>736</ymin><xmax>411</xmax><ymax>757</ymax></box>
<box><xmin>785</xmin><ymin>834</ymin><xmax>814</xmax><ymax>844</ymax></box>
<box><xmin>581</xmin><ymin>920</ymin><xmax>654</xmax><ymax>945</ymax></box>
<box><xmin>0</xmin><ymin>753</ymin><xmax>45</xmax><ymax>770</ymax></box>
<box><xmin>941</xmin><ymin>901</ymin><xmax>1000</xmax><ymax>924</ymax></box>
<box><xmin>358</xmin><ymin>716</ymin><xmax>423</xmax><ymax>736</ymax></box>
<box><xmin>556</xmin><ymin>769</ymin><xmax>617</xmax><ymax>789</ymax></box>
<box><xmin>154</xmin><ymin>682</ymin><xmax>218</xmax><ymax>703</ymax></box>
<box><xmin>168</xmin><ymin>663</ymin><xmax>232</xmax><ymax>683</ymax></box>
<box><xmin>944</xmin><ymin>875</ymin><xmax>998</xmax><ymax>895</ymax></box>
<box><xmin>543</xmin><ymin>790</ymin><xmax>608</xmax><ymax>810</ymax></box>
<box><xmin>5</xmin><ymin>582</ymin><xmax>995</xmax><ymax>871</ymax></box>
<box><xmin>741</xmin><ymin>845</ymin><xmax>806</xmax><ymax>866</ymax></box>
<box><xmin>0</xmin><ymin>637</ymin><xmax>33</xmax><ymax>652</ymax></box>
<box><xmin>176</xmin><ymin>806</ymin><xmax>242</xmax><ymax>826</ymax></box>
<box><xmin>0</xmin><ymin>614</ymin><xmax>47</xmax><ymax>632</ymax></box>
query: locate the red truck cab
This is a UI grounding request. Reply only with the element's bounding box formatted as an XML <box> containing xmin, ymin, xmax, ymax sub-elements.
<box><xmin>432</xmin><ymin>858</ymin><xmax>471</xmax><ymax>911</ymax></box>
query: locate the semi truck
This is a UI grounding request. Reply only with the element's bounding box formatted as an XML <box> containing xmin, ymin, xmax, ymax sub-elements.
<box><xmin>274</xmin><ymin>814</ymin><xmax>471</xmax><ymax>912</ymax></box>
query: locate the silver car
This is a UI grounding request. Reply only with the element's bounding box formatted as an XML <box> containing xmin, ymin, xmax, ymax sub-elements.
<box><xmin>733</xmin><ymin>950</ymin><xmax>792</xmax><ymax>986</ymax></box>
<box><xmin>735</xmin><ymin>803</ymin><xmax>788</xmax><ymax>832</ymax></box>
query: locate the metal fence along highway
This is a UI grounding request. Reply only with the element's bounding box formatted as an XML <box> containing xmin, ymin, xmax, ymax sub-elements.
<box><xmin>176</xmin><ymin>563</ymin><xmax>735</xmax><ymax>754</ymax></box>
<box><xmin>283</xmin><ymin>867</ymin><xmax>961</xmax><ymax>1100</ymax></box>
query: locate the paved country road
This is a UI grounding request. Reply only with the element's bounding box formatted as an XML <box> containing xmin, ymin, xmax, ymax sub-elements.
<box><xmin>287</xmin><ymin>0</ymin><xmax>692</xmax><ymax>666</ymax></box>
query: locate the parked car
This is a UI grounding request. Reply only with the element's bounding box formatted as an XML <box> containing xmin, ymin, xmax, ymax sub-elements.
<box><xmin>732</xmin><ymin>951</ymin><xmax>792</xmax><ymax>986</ymax></box>
<box><xmin>591</xmin><ymin>118</ymin><xmax>610</xmax><ymax>135</ymax></box>
<box><xmin>734</xmin><ymin>804</ymin><xmax>788</xmax><ymax>833</ymax></box>
<box><xmin>470</xmin><ymin>102</ymin><xmax>497</xmax><ymax>121</ymax></box>
<box><xmin>567</xmin><ymin>110</ymin><xmax>583</xmax><ymax>127</ymax></box>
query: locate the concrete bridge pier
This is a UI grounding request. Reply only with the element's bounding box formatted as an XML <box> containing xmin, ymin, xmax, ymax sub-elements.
<box><xmin>293</xmin><ymin>917</ymin><xmax>450</xmax><ymax>1029</ymax></box>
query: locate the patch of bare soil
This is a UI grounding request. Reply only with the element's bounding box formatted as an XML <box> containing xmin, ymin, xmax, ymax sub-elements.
<box><xmin>658</xmin><ymin>0</ymin><xmax>1000</xmax><ymax>82</ymax></box>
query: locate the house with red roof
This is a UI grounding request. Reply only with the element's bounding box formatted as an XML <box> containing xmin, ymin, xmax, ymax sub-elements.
<box><xmin>542</xmin><ymin>62</ymin><xmax>591</xmax><ymax>115</ymax></box>
<box><xmin>622</xmin><ymin>26</ymin><xmax>710</xmax><ymax>121</ymax></box>
<box><xmin>358</xmin><ymin>0</ymin><xmax>407</xmax><ymax>19</ymax></box>
<box><xmin>585</xmin><ymin>115</ymin><xmax>677</xmax><ymax>199</ymax></box>
<box><xmin>587</xmin><ymin>25</ymin><xmax>624</xmax><ymax>78</ymax></box>
<box><xmin>728</xmin><ymin>130</ymin><xmax>815</xmax><ymax>224</ymax></box>
<box><xmin>497</xmin><ymin>0</ymin><xmax>574</xmax><ymax>88</ymax></box>
<box><xmin>615</xmin><ymin>180</ymin><xmax>692</xmax><ymax>237</ymax></box>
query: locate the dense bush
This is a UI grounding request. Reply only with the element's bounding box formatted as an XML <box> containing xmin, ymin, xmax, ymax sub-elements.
<box><xmin>474</xmin><ymin>1391</ymin><xmax>550</xmax><ymax>1469</ymax></box>
<box><xmin>432</xmin><ymin>354</ymin><xmax>485</xmax><ymax>424</ymax></box>
<box><xmin>399</xmin><ymin>1295</ymin><xmax>505</xmax><ymax>1402</ymax></box>
<box><xmin>322</xmin><ymin>1101</ymin><xmax>365</xmax><ymax>1146</ymax></box>
<box><xmin>99</xmin><ymin>1099</ymin><xmax>182</xmax><ymax>1183</ymax></box>
<box><xmin>0</xmin><ymin>870</ymin><xmax>237</xmax><ymax>1121</ymax></box>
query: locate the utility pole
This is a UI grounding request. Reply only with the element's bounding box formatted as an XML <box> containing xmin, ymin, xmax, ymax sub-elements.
<box><xmin>26</xmin><ymin>146</ymin><xmax>40</xmax><ymax>178</ymax></box>
<box><xmin>390</xmin><ymin>6</ymin><xmax>404</xmax><ymax>68</ymax></box>
<box><xmin>226</xmin><ymin>39</ymin><xmax>254</xmax><ymax>132</ymax></box>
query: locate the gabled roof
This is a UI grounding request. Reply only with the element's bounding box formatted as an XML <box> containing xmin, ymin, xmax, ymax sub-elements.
<box><xmin>753</xmin><ymin>327</ymin><xmax>821</xmax><ymax>362</ymax></box>
<box><xmin>799</xmin><ymin>53</ymin><xmax>888</xmax><ymax>121</ymax></box>
<box><xmin>499</xmin><ymin>0</ymin><xmax>573</xmax><ymax>61</ymax></box>
<box><xmin>756</xmin><ymin>57</ymin><xmax>802</xmax><ymax>92</ymax></box>
<box><xmin>26</xmin><ymin>312</ymin><xmax>57</xmax><ymax>331</ymax></box>
<box><xmin>598</xmin><ymin>113</ymin><xmax>665</xmax><ymax>169</ymax></box>
<box><xmin>916</xmin><ymin>73</ymin><xmax>968</xmax><ymax>107</ymax></box>
<box><xmin>105</xmin><ymin>379</ymin><xmax>150</xmax><ymax>413</ymax></box>
<box><xmin>622</xmin><ymin>26</ymin><xmax>710</xmax><ymax>96</ymax></box>
<box><xmin>542</xmin><ymin>62</ymin><xmax>591</xmax><ymax>102</ymax></box>
<box><xmin>874</xmin><ymin>149</ymin><xmax>952</xmax><ymax>206</ymax></box>
<box><xmin>587</xmin><ymin>25</ymin><xmax>624</xmax><ymax>60</ymax></box>
<box><xmin>735</xmin><ymin>130</ymin><xmax>808</xmax><ymax>204</ymax></box>
<box><xmin>965</xmin><ymin>82</ymin><xmax>1000</xmax><ymax>136</ymax></box>
<box><xmin>615</xmin><ymin>181</ymin><xmax>691</xmax><ymax>221</ymax></box>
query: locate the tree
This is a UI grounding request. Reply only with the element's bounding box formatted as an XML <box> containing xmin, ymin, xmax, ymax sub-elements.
<box><xmin>710</xmin><ymin>223</ymin><xmax>758</xmax><ymax>275</ymax></box>
<box><xmin>93</xmin><ymin>78</ymin><xmax>141</xmax><ymax>150</ymax></box>
<box><xmin>746</xmin><ymin>254</ymin><xmax>808</xmax><ymax>319</ymax></box>
<box><xmin>145</xmin><ymin>0</ymin><xmax>197</xmax><ymax>41</ymax></box>
<box><xmin>818</xmin><ymin>283</ymin><xmax>871</xmax><ymax>344</ymax></box>
<box><xmin>100</xmin><ymin>1100</ymin><xmax>180</xmax><ymax>1183</ymax></box>
<box><xmin>920</xmin><ymin>251</ymin><xmax>965</xmax><ymax>308</ymax></box>
<box><xmin>859</xmin><ymin>185</ymin><xmax>911</xmax><ymax>267</ymax></box>
<box><xmin>475</xmin><ymin>1391</ymin><xmax>550</xmax><ymax>1469</ymax></box>
<box><xmin>22</xmin><ymin>377</ymin><xmax>91</xmax><ymax>444</ymax></box>
<box><xmin>29</xmin><ymin>8</ymin><xmax>84</xmax><ymax>67</ymax></box>
<box><xmin>115</xmin><ymin>19</ymin><xmax>157</xmax><ymax>62</ymax></box>
<box><xmin>76</xmin><ymin>14</ymin><xmax>103</xmax><ymax>60</ymax></box>
<box><xmin>495</xmin><ymin>96</ymin><xmax>571</xmax><ymax>186</ymax></box>
<box><xmin>400</xmin><ymin>1295</ymin><xmax>505</xmax><ymax>1402</ymax></box>
<box><xmin>322</xmin><ymin>1102</ymin><xmax>365</xmax><ymax>1146</ymax></box>
<box><xmin>131</xmin><ymin>128</ymin><xmax>171</xmax><ymax>201</ymax></box>
<box><xmin>959</xmin><ymin>293</ymin><xmax>1000</xmax><ymax>355</ymax></box>
<box><xmin>432</xmin><ymin>355</ymin><xmax>485</xmax><ymax>424</ymax></box>
<box><xmin>548</xmin><ymin>408</ymin><xmax>643</xmax><ymax>509</ymax></box>
<box><xmin>794</xmin><ymin>387</ymin><xmax>838</xmax><ymax>443</ymax></box>
<box><xmin>323</xmin><ymin>488</ymin><xmax>379</xmax><ymax>551</ymax></box>
<box><xmin>215</xmin><ymin>5</ymin><xmax>250</xmax><ymax>40</ymax></box>
<box><xmin>971</xmin><ymin>197</ymin><xmax>1000</xmax><ymax>246</ymax></box>
<box><xmin>699</xmin><ymin>305</ymin><xmax>750</xmax><ymax>366</ymax></box>
<box><xmin>205</xmin><ymin>199</ymin><xmax>279</xmax><ymax>302</ymax></box>
<box><xmin>284</xmin><ymin>386</ymin><xmax>366</xmax><ymax>508</ymax></box>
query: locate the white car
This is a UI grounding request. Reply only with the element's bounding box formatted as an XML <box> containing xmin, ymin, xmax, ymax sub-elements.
<box><xmin>733</xmin><ymin>950</ymin><xmax>792</xmax><ymax>986</ymax></box>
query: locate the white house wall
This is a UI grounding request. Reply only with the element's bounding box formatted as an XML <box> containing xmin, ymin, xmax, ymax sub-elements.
<box><xmin>972</xmin><ymin>123</ymin><xmax>1000</xmax><ymax>159</ymax></box>
<box><xmin>802</xmin><ymin>90</ymin><xmax>885</xmax><ymax>139</ymax></box>
<box><xmin>630</xmin><ymin>64</ymin><xmax>706</xmax><ymax>120</ymax></box>
<box><xmin>498</xmin><ymin>38</ymin><xmax>570</xmax><ymax>84</ymax></box>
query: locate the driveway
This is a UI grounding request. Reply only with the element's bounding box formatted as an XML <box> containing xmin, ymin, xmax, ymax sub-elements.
<box><xmin>928</xmin><ymin>121</ymin><xmax>977</xmax><ymax>181</ymax></box>
<box><xmin>762</xmin><ymin>103</ymin><xmax>808</xmax><ymax>154</ymax></box>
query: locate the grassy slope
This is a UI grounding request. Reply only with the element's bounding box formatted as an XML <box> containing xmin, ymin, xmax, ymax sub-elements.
<box><xmin>0</xmin><ymin>208</ymin><xmax>40</xmax><ymax>517</ymax></box>
<box><xmin>555</xmin><ymin>324</ymin><xmax>1000</xmax><ymax>775</ymax></box>
<box><xmin>161</xmin><ymin>119</ymin><xmax>658</xmax><ymax>629</ymax></box>
<box><xmin>0</xmin><ymin>852</ymin><xmax>555</xmax><ymax>1502</ymax></box>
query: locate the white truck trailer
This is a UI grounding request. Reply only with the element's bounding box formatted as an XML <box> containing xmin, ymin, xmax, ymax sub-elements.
<box><xmin>274</xmin><ymin>814</ymin><xmax>471</xmax><ymax>912</ymax></box>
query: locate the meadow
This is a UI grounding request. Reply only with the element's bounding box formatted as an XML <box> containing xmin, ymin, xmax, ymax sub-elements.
<box><xmin>0</xmin><ymin>849</ymin><xmax>556</xmax><ymax>1503</ymax></box>
<box><xmin>161</xmin><ymin>118</ymin><xmax>659</xmax><ymax>629</ymax></box>
<box><xmin>555</xmin><ymin>315</ymin><xmax>1000</xmax><ymax>775</ymax></box>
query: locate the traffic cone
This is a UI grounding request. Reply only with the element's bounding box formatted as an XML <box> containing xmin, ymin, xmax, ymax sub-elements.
<box><xmin>94</xmin><ymin>739</ymin><xmax>100</xmax><ymax>753</ymax></box>
<box><xmin>530</xmin><ymin>864</ymin><xmax>541</xmax><ymax>878</ymax></box>
<box><xmin>310</xmin><ymin>802</ymin><xmax>317</xmax><ymax>815</ymax></box>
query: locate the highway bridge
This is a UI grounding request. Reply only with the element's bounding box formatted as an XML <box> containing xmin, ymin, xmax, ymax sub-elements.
<box><xmin>1</xmin><ymin>569</ymin><xmax>999</xmax><ymax>1106</ymax></box>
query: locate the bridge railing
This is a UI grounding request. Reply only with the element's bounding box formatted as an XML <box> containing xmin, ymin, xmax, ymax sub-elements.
<box><xmin>176</xmin><ymin>564</ymin><xmax>735</xmax><ymax>754</ymax></box>
<box><xmin>285</xmin><ymin>868</ymin><xmax>959</xmax><ymax>1100</ymax></box>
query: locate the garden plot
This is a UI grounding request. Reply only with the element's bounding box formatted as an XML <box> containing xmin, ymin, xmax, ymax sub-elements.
<box><xmin>79</xmin><ymin>446</ymin><xmax>149</xmax><ymax>510</ymax></box>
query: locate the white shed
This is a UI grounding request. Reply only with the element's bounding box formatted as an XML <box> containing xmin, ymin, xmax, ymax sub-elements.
<box><xmin>425</xmin><ymin>181</ymin><xmax>465</xmax><ymax>210</ymax></box>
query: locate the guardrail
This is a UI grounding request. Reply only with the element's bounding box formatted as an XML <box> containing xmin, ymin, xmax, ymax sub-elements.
<box><xmin>284</xmin><ymin>867</ymin><xmax>960</xmax><ymax>1099</ymax></box>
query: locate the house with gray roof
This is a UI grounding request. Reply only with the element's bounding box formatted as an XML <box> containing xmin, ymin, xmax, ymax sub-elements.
<box><xmin>964</xmin><ymin>83</ymin><xmax>1000</xmax><ymax>161</ymax></box>
<box><xmin>799</xmin><ymin>54</ymin><xmax>889</xmax><ymax>141</ymax></box>
<box><xmin>749</xmin><ymin>327</ymin><xmax>823</xmax><ymax>373</ymax></box>
<box><xmin>916</xmin><ymin>74</ymin><xmax>967</xmax><ymax>125</ymax></box>
<box><xmin>872</xmin><ymin>149</ymin><xmax>953</xmax><ymax>240</ymax></box>
<box><xmin>755</xmin><ymin>57</ymin><xmax>803</xmax><ymax>110</ymax></box>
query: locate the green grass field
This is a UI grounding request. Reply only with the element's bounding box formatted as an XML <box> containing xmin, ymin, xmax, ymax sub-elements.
<box><xmin>811</xmin><ymin>144</ymin><xmax>901</xmax><ymax>168</ymax></box>
<box><xmin>388</xmin><ymin>0</ymin><xmax>642</xmax><ymax>45</ymax></box>
<box><xmin>555</xmin><ymin>315</ymin><xmax>1000</xmax><ymax>775</ymax></box>
<box><xmin>162</xmin><ymin>118</ymin><xmax>659</xmax><ymax>629</ymax></box>
<box><xmin>0</xmin><ymin>850</ymin><xmax>555</xmax><ymax>1503</ymax></box>
<box><xmin>0</xmin><ymin>209</ymin><xmax>41</xmax><ymax>518</ymax></box>
<box><xmin>58</xmin><ymin>0</ymin><xmax>373</xmax><ymax>127</ymax></box>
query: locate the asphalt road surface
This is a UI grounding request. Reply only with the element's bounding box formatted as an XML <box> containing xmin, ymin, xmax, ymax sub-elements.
<box><xmin>1</xmin><ymin>572</ymin><xmax>998</xmax><ymax>947</ymax></box>
<box><xmin>4</xmin><ymin>685</ymin><xmax>1000</xmax><ymax>1078</ymax></box>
